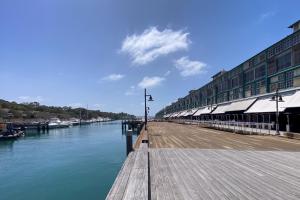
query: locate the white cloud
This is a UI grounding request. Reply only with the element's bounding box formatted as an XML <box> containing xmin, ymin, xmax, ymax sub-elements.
<box><xmin>102</xmin><ymin>74</ymin><xmax>125</xmax><ymax>81</ymax></box>
<box><xmin>174</xmin><ymin>56</ymin><xmax>206</xmax><ymax>77</ymax></box>
<box><xmin>164</xmin><ymin>70</ymin><xmax>171</xmax><ymax>76</ymax></box>
<box><xmin>125</xmin><ymin>86</ymin><xmax>138</xmax><ymax>96</ymax></box>
<box><xmin>93</xmin><ymin>104</ymin><xmax>104</xmax><ymax>110</ymax></box>
<box><xmin>121</xmin><ymin>27</ymin><xmax>190</xmax><ymax>65</ymax></box>
<box><xmin>258</xmin><ymin>11</ymin><xmax>276</xmax><ymax>23</ymax></box>
<box><xmin>68</xmin><ymin>103</ymin><xmax>83</xmax><ymax>108</ymax></box>
<box><xmin>138</xmin><ymin>76</ymin><xmax>165</xmax><ymax>88</ymax></box>
<box><xmin>17</xmin><ymin>96</ymin><xmax>44</xmax><ymax>102</ymax></box>
<box><xmin>18</xmin><ymin>96</ymin><xmax>30</xmax><ymax>101</ymax></box>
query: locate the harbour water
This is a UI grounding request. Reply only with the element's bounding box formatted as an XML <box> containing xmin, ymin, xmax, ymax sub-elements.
<box><xmin>0</xmin><ymin>121</ymin><xmax>134</xmax><ymax>200</ymax></box>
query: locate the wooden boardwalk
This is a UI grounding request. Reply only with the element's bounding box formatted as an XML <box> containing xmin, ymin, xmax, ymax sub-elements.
<box><xmin>150</xmin><ymin>149</ymin><xmax>300</xmax><ymax>200</ymax></box>
<box><xmin>148</xmin><ymin>122</ymin><xmax>300</xmax><ymax>150</ymax></box>
<box><xmin>106</xmin><ymin>143</ymin><xmax>148</xmax><ymax>200</ymax></box>
<box><xmin>106</xmin><ymin>122</ymin><xmax>300</xmax><ymax>200</ymax></box>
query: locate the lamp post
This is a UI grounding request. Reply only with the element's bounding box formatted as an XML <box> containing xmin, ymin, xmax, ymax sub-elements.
<box><xmin>270</xmin><ymin>89</ymin><xmax>284</xmax><ymax>135</ymax></box>
<box><xmin>144</xmin><ymin>88</ymin><xmax>154</xmax><ymax>130</ymax></box>
<box><xmin>210</xmin><ymin>99</ymin><xmax>213</xmax><ymax>122</ymax></box>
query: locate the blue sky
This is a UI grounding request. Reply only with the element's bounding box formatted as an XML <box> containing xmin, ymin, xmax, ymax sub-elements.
<box><xmin>0</xmin><ymin>0</ymin><xmax>299</xmax><ymax>116</ymax></box>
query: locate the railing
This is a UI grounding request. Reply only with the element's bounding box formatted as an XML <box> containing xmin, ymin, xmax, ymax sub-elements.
<box><xmin>167</xmin><ymin>119</ymin><xmax>279</xmax><ymax>135</ymax></box>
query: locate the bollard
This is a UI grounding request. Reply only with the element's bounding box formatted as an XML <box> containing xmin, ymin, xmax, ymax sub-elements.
<box><xmin>37</xmin><ymin>123</ymin><xmax>41</xmax><ymax>132</ymax></box>
<box><xmin>126</xmin><ymin>131</ymin><xmax>133</xmax><ymax>155</ymax></box>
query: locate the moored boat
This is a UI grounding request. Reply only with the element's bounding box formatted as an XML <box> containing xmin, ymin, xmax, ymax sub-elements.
<box><xmin>0</xmin><ymin>123</ymin><xmax>24</xmax><ymax>140</ymax></box>
<box><xmin>48</xmin><ymin>118</ymin><xmax>70</xmax><ymax>129</ymax></box>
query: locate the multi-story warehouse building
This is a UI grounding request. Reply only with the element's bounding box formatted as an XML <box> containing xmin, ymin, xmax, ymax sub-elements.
<box><xmin>156</xmin><ymin>21</ymin><xmax>300</xmax><ymax>133</ymax></box>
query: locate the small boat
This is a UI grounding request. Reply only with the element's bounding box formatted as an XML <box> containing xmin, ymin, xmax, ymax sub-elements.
<box><xmin>0</xmin><ymin>131</ymin><xmax>24</xmax><ymax>140</ymax></box>
<box><xmin>69</xmin><ymin>118</ymin><xmax>80</xmax><ymax>126</ymax></box>
<box><xmin>0</xmin><ymin>124</ymin><xmax>24</xmax><ymax>140</ymax></box>
<box><xmin>48</xmin><ymin>118</ymin><xmax>70</xmax><ymax>129</ymax></box>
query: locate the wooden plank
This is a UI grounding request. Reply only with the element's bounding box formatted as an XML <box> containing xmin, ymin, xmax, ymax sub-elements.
<box><xmin>122</xmin><ymin>143</ymin><xmax>148</xmax><ymax>200</ymax></box>
<box><xmin>134</xmin><ymin>128</ymin><xmax>148</xmax><ymax>149</ymax></box>
<box><xmin>150</xmin><ymin>149</ymin><xmax>300</xmax><ymax>200</ymax></box>
<box><xmin>148</xmin><ymin>122</ymin><xmax>300</xmax><ymax>150</ymax></box>
<box><xmin>106</xmin><ymin>152</ymin><xmax>137</xmax><ymax>200</ymax></box>
<box><xmin>106</xmin><ymin>143</ymin><xmax>149</xmax><ymax>200</ymax></box>
<box><xmin>108</xmin><ymin>122</ymin><xmax>300</xmax><ymax>200</ymax></box>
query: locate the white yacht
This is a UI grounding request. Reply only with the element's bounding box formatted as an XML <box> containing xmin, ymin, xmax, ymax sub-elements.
<box><xmin>48</xmin><ymin>118</ymin><xmax>70</xmax><ymax>129</ymax></box>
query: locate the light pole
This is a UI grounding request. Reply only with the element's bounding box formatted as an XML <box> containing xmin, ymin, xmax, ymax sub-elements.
<box><xmin>144</xmin><ymin>88</ymin><xmax>154</xmax><ymax>130</ymax></box>
<box><xmin>270</xmin><ymin>89</ymin><xmax>284</xmax><ymax>135</ymax></box>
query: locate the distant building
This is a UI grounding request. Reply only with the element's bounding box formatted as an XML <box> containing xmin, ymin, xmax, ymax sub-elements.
<box><xmin>156</xmin><ymin>20</ymin><xmax>300</xmax><ymax>133</ymax></box>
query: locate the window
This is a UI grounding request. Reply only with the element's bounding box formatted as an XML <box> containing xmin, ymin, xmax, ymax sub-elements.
<box><xmin>276</xmin><ymin>52</ymin><xmax>291</xmax><ymax>71</ymax></box>
<box><xmin>286</xmin><ymin>71</ymin><xmax>294</xmax><ymax>88</ymax></box>
<box><xmin>229</xmin><ymin>90</ymin><xmax>234</xmax><ymax>101</ymax></box>
<box><xmin>278</xmin><ymin>73</ymin><xmax>285</xmax><ymax>82</ymax></box>
<box><xmin>294</xmin><ymin>68</ymin><xmax>300</xmax><ymax>77</ymax></box>
<box><xmin>268</xmin><ymin>59</ymin><xmax>277</xmax><ymax>75</ymax></box>
<box><xmin>269</xmin><ymin>83</ymin><xmax>278</xmax><ymax>92</ymax></box>
<box><xmin>255</xmin><ymin>65</ymin><xmax>266</xmax><ymax>79</ymax></box>
<box><xmin>293</xmin><ymin>68</ymin><xmax>300</xmax><ymax>87</ymax></box>
<box><xmin>278</xmin><ymin>82</ymin><xmax>285</xmax><ymax>89</ymax></box>
<box><xmin>251</xmin><ymin>83</ymin><xmax>256</xmax><ymax>96</ymax></box>
<box><xmin>286</xmin><ymin>79</ymin><xmax>293</xmax><ymax>88</ymax></box>
<box><xmin>268</xmin><ymin>48</ymin><xmax>275</xmax><ymax>58</ymax></box>
<box><xmin>294</xmin><ymin>76</ymin><xmax>300</xmax><ymax>87</ymax></box>
<box><xmin>278</xmin><ymin>73</ymin><xmax>286</xmax><ymax>89</ymax></box>
<box><xmin>244</xmin><ymin>85</ymin><xmax>251</xmax><ymax>97</ymax></box>
<box><xmin>270</xmin><ymin>75</ymin><xmax>278</xmax><ymax>83</ymax></box>
<box><xmin>233</xmin><ymin>88</ymin><xmax>242</xmax><ymax>100</ymax></box>
<box><xmin>231</xmin><ymin>76</ymin><xmax>239</xmax><ymax>88</ymax></box>
<box><xmin>293</xmin><ymin>44</ymin><xmax>300</xmax><ymax>66</ymax></box>
<box><xmin>233</xmin><ymin>88</ymin><xmax>239</xmax><ymax>99</ymax></box>
<box><xmin>269</xmin><ymin>74</ymin><xmax>283</xmax><ymax>92</ymax></box>
<box><xmin>244</xmin><ymin>70</ymin><xmax>254</xmax><ymax>83</ymax></box>
<box><xmin>259</xmin><ymin>53</ymin><xmax>266</xmax><ymax>63</ymax></box>
<box><xmin>243</xmin><ymin>62</ymin><xmax>250</xmax><ymax>70</ymax></box>
<box><xmin>217</xmin><ymin>93</ymin><xmax>227</xmax><ymax>103</ymax></box>
<box><xmin>256</xmin><ymin>80</ymin><xmax>266</xmax><ymax>94</ymax></box>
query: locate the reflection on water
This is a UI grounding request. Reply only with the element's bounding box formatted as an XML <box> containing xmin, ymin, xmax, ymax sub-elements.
<box><xmin>0</xmin><ymin>121</ymin><xmax>135</xmax><ymax>200</ymax></box>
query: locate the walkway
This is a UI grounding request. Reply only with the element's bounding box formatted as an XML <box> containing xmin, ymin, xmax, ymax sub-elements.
<box><xmin>106</xmin><ymin>122</ymin><xmax>300</xmax><ymax>200</ymax></box>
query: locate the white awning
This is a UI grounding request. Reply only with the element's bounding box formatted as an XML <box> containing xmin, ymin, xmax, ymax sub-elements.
<box><xmin>283</xmin><ymin>90</ymin><xmax>300</xmax><ymax>109</ymax></box>
<box><xmin>177</xmin><ymin>111</ymin><xmax>188</xmax><ymax>117</ymax></box>
<box><xmin>212</xmin><ymin>103</ymin><xmax>231</xmax><ymax>114</ymax></box>
<box><xmin>171</xmin><ymin>112</ymin><xmax>179</xmax><ymax>118</ymax></box>
<box><xmin>172</xmin><ymin>112</ymin><xmax>181</xmax><ymax>118</ymax></box>
<box><xmin>193</xmin><ymin>107</ymin><xmax>214</xmax><ymax>116</ymax></box>
<box><xmin>163</xmin><ymin>114</ymin><xmax>171</xmax><ymax>118</ymax></box>
<box><xmin>168</xmin><ymin>113</ymin><xmax>176</xmax><ymax>118</ymax></box>
<box><xmin>225</xmin><ymin>98</ymin><xmax>256</xmax><ymax>112</ymax></box>
<box><xmin>245</xmin><ymin>92</ymin><xmax>296</xmax><ymax>113</ymax></box>
<box><xmin>184</xmin><ymin>108</ymin><xmax>199</xmax><ymax>116</ymax></box>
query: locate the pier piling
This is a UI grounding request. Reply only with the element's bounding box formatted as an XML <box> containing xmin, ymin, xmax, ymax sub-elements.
<box><xmin>126</xmin><ymin>131</ymin><xmax>133</xmax><ymax>155</ymax></box>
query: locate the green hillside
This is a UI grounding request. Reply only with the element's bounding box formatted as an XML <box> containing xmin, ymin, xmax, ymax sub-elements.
<box><xmin>0</xmin><ymin>99</ymin><xmax>135</xmax><ymax>122</ymax></box>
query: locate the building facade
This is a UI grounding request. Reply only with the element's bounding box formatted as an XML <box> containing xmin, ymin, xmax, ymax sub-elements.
<box><xmin>156</xmin><ymin>21</ymin><xmax>300</xmax><ymax>118</ymax></box>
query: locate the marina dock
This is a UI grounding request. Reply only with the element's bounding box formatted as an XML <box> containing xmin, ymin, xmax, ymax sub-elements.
<box><xmin>106</xmin><ymin>121</ymin><xmax>300</xmax><ymax>200</ymax></box>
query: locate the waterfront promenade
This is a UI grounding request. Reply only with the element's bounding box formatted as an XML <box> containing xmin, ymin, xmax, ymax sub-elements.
<box><xmin>106</xmin><ymin>122</ymin><xmax>300</xmax><ymax>200</ymax></box>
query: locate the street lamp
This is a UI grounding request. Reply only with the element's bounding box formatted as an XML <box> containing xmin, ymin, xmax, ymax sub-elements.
<box><xmin>144</xmin><ymin>88</ymin><xmax>154</xmax><ymax>130</ymax></box>
<box><xmin>270</xmin><ymin>89</ymin><xmax>284</xmax><ymax>135</ymax></box>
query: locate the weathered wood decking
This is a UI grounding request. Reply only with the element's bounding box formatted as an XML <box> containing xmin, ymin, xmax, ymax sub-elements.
<box><xmin>106</xmin><ymin>122</ymin><xmax>300</xmax><ymax>200</ymax></box>
<box><xmin>150</xmin><ymin>149</ymin><xmax>300</xmax><ymax>200</ymax></box>
<box><xmin>106</xmin><ymin>143</ymin><xmax>148</xmax><ymax>200</ymax></box>
<box><xmin>148</xmin><ymin>122</ymin><xmax>300</xmax><ymax>150</ymax></box>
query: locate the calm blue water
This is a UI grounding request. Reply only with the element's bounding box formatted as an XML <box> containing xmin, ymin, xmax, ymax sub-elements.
<box><xmin>0</xmin><ymin>121</ymin><xmax>134</xmax><ymax>200</ymax></box>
